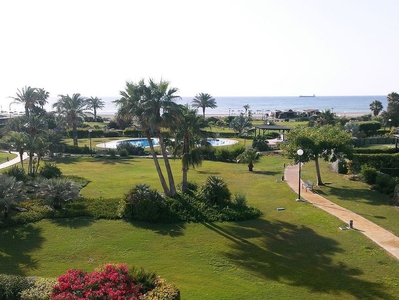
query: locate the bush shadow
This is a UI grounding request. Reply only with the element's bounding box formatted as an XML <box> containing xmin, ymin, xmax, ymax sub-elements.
<box><xmin>126</xmin><ymin>220</ymin><xmax>186</xmax><ymax>237</ymax></box>
<box><xmin>203</xmin><ymin>219</ymin><xmax>393</xmax><ymax>299</ymax></box>
<box><xmin>49</xmin><ymin>217</ymin><xmax>95</xmax><ymax>229</ymax></box>
<box><xmin>0</xmin><ymin>224</ymin><xmax>44</xmax><ymax>276</ymax></box>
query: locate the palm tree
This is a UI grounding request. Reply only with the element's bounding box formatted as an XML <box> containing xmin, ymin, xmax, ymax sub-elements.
<box><xmin>230</xmin><ymin>113</ymin><xmax>252</xmax><ymax>136</ymax></box>
<box><xmin>87</xmin><ymin>96</ymin><xmax>105</xmax><ymax>121</ymax></box>
<box><xmin>37</xmin><ymin>88</ymin><xmax>50</xmax><ymax>109</ymax></box>
<box><xmin>115</xmin><ymin>79</ymin><xmax>181</xmax><ymax>196</ymax></box>
<box><xmin>191</xmin><ymin>93</ymin><xmax>217</xmax><ymax>119</ymax></box>
<box><xmin>369</xmin><ymin>100</ymin><xmax>383</xmax><ymax>117</ymax></box>
<box><xmin>316</xmin><ymin>109</ymin><xmax>335</xmax><ymax>126</ymax></box>
<box><xmin>9</xmin><ymin>86</ymin><xmax>39</xmax><ymax>117</ymax></box>
<box><xmin>243</xmin><ymin>104</ymin><xmax>250</xmax><ymax>116</ymax></box>
<box><xmin>0</xmin><ymin>175</ymin><xmax>25</xmax><ymax>218</ymax></box>
<box><xmin>170</xmin><ymin>105</ymin><xmax>206</xmax><ymax>192</ymax></box>
<box><xmin>53</xmin><ymin>94</ymin><xmax>88</xmax><ymax>146</ymax></box>
<box><xmin>237</xmin><ymin>148</ymin><xmax>261</xmax><ymax>171</ymax></box>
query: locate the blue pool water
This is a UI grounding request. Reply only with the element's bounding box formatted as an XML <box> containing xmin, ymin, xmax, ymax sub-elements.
<box><xmin>114</xmin><ymin>138</ymin><xmax>237</xmax><ymax>148</ymax></box>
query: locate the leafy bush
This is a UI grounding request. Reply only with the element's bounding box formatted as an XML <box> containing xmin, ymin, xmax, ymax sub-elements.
<box><xmin>141</xmin><ymin>278</ymin><xmax>180</xmax><ymax>300</ymax></box>
<box><xmin>374</xmin><ymin>173</ymin><xmax>398</xmax><ymax>195</ymax></box>
<box><xmin>52</xmin><ymin>264</ymin><xmax>140</xmax><ymax>299</ymax></box>
<box><xmin>361</xmin><ymin>165</ymin><xmax>378</xmax><ymax>185</ymax></box>
<box><xmin>121</xmin><ymin>184</ymin><xmax>167</xmax><ymax>223</ymax></box>
<box><xmin>39</xmin><ymin>163</ymin><xmax>62</xmax><ymax>179</ymax></box>
<box><xmin>117</xmin><ymin>141</ymin><xmax>145</xmax><ymax>156</ymax></box>
<box><xmin>0</xmin><ymin>274</ymin><xmax>32</xmax><ymax>300</ymax></box>
<box><xmin>2</xmin><ymin>166</ymin><xmax>28</xmax><ymax>182</ymax></box>
<box><xmin>119</xmin><ymin>148</ymin><xmax>129</xmax><ymax>157</ymax></box>
<box><xmin>20</xmin><ymin>277</ymin><xmax>57</xmax><ymax>300</ymax></box>
<box><xmin>35</xmin><ymin>177</ymin><xmax>81</xmax><ymax>209</ymax></box>
<box><xmin>252</xmin><ymin>135</ymin><xmax>269</xmax><ymax>151</ymax></box>
<box><xmin>234</xmin><ymin>192</ymin><xmax>247</xmax><ymax>207</ymax></box>
<box><xmin>214</xmin><ymin>144</ymin><xmax>245</xmax><ymax>162</ymax></box>
<box><xmin>198</xmin><ymin>176</ymin><xmax>232</xmax><ymax>206</ymax></box>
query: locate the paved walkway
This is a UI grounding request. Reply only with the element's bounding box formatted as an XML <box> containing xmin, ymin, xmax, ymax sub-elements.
<box><xmin>284</xmin><ymin>164</ymin><xmax>399</xmax><ymax>260</ymax></box>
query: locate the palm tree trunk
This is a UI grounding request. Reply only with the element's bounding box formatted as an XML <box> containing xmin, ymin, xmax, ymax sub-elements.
<box><xmin>145</xmin><ymin>130</ymin><xmax>170</xmax><ymax>196</ymax></box>
<box><xmin>73</xmin><ymin>123</ymin><xmax>78</xmax><ymax>146</ymax></box>
<box><xmin>157</xmin><ymin>131</ymin><xmax>177</xmax><ymax>196</ymax></box>
<box><xmin>314</xmin><ymin>156</ymin><xmax>324</xmax><ymax>186</ymax></box>
<box><xmin>19</xmin><ymin>148</ymin><xmax>24</xmax><ymax>168</ymax></box>
<box><xmin>202</xmin><ymin>107</ymin><xmax>206</xmax><ymax>119</ymax></box>
<box><xmin>181</xmin><ymin>135</ymin><xmax>190</xmax><ymax>192</ymax></box>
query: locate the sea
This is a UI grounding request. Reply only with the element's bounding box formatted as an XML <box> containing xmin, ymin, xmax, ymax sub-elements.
<box><xmin>4</xmin><ymin>95</ymin><xmax>388</xmax><ymax>117</ymax></box>
<box><xmin>96</xmin><ymin>95</ymin><xmax>388</xmax><ymax>117</ymax></box>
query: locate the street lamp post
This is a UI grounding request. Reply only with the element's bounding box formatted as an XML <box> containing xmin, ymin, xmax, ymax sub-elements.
<box><xmin>389</xmin><ymin>118</ymin><xmax>392</xmax><ymax>130</ymax></box>
<box><xmin>296</xmin><ymin>149</ymin><xmax>304</xmax><ymax>201</ymax></box>
<box><xmin>88</xmin><ymin>128</ymin><xmax>93</xmax><ymax>157</ymax></box>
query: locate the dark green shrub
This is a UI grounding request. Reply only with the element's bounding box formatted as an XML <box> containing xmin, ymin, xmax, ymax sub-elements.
<box><xmin>214</xmin><ymin>147</ymin><xmax>233</xmax><ymax>162</ymax></box>
<box><xmin>20</xmin><ymin>277</ymin><xmax>57</xmax><ymax>300</ymax></box>
<box><xmin>198</xmin><ymin>176</ymin><xmax>232</xmax><ymax>206</ymax></box>
<box><xmin>119</xmin><ymin>149</ymin><xmax>129</xmax><ymax>157</ymax></box>
<box><xmin>361</xmin><ymin>165</ymin><xmax>378</xmax><ymax>184</ymax></box>
<box><xmin>374</xmin><ymin>173</ymin><xmax>398</xmax><ymax>195</ymax></box>
<box><xmin>0</xmin><ymin>274</ymin><xmax>33</xmax><ymax>300</ymax></box>
<box><xmin>234</xmin><ymin>193</ymin><xmax>247</xmax><ymax>207</ymax></box>
<box><xmin>39</xmin><ymin>163</ymin><xmax>62</xmax><ymax>179</ymax></box>
<box><xmin>2</xmin><ymin>166</ymin><xmax>28</xmax><ymax>182</ymax></box>
<box><xmin>121</xmin><ymin>184</ymin><xmax>166</xmax><ymax>223</ymax></box>
<box><xmin>252</xmin><ymin>135</ymin><xmax>269</xmax><ymax>151</ymax></box>
<box><xmin>130</xmin><ymin>267</ymin><xmax>157</xmax><ymax>294</ymax></box>
<box><xmin>117</xmin><ymin>141</ymin><xmax>145</xmax><ymax>156</ymax></box>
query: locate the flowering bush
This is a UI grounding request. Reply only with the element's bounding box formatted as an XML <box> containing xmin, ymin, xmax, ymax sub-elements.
<box><xmin>52</xmin><ymin>263</ymin><xmax>141</xmax><ymax>299</ymax></box>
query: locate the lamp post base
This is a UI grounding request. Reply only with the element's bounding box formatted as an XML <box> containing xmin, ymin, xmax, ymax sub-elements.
<box><xmin>296</xmin><ymin>198</ymin><xmax>306</xmax><ymax>202</ymax></box>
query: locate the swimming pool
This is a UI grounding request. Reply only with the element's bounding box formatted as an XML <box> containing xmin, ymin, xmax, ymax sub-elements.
<box><xmin>97</xmin><ymin>138</ymin><xmax>238</xmax><ymax>149</ymax></box>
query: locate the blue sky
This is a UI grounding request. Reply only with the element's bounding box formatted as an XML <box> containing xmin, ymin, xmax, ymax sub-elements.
<box><xmin>1</xmin><ymin>0</ymin><xmax>398</xmax><ymax>111</ymax></box>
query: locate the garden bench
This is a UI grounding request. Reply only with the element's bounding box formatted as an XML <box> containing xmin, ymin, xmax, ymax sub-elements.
<box><xmin>302</xmin><ymin>180</ymin><xmax>314</xmax><ymax>192</ymax></box>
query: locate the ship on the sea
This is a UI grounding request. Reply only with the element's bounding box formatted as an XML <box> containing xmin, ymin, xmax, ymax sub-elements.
<box><xmin>299</xmin><ymin>94</ymin><xmax>316</xmax><ymax>97</ymax></box>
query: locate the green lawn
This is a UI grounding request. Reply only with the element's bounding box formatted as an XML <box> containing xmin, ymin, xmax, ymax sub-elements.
<box><xmin>0</xmin><ymin>151</ymin><xmax>17</xmax><ymax>163</ymax></box>
<box><xmin>1</xmin><ymin>155</ymin><xmax>399</xmax><ymax>299</ymax></box>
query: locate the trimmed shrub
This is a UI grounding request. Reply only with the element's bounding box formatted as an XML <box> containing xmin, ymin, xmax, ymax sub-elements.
<box><xmin>360</xmin><ymin>165</ymin><xmax>378</xmax><ymax>185</ymax></box>
<box><xmin>234</xmin><ymin>192</ymin><xmax>247</xmax><ymax>207</ymax></box>
<box><xmin>141</xmin><ymin>278</ymin><xmax>180</xmax><ymax>300</ymax></box>
<box><xmin>374</xmin><ymin>173</ymin><xmax>398</xmax><ymax>195</ymax></box>
<box><xmin>117</xmin><ymin>141</ymin><xmax>145</xmax><ymax>156</ymax></box>
<box><xmin>20</xmin><ymin>277</ymin><xmax>57</xmax><ymax>300</ymax></box>
<box><xmin>0</xmin><ymin>274</ymin><xmax>32</xmax><ymax>300</ymax></box>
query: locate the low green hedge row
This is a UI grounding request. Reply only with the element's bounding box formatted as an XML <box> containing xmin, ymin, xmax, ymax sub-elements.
<box><xmin>352</xmin><ymin>153</ymin><xmax>399</xmax><ymax>170</ymax></box>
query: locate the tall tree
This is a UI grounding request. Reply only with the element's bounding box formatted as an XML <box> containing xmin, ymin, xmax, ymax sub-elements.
<box><xmin>230</xmin><ymin>112</ymin><xmax>252</xmax><ymax>136</ymax></box>
<box><xmin>191</xmin><ymin>93</ymin><xmax>217</xmax><ymax>119</ymax></box>
<box><xmin>87</xmin><ymin>96</ymin><xmax>105</xmax><ymax>121</ymax></box>
<box><xmin>369</xmin><ymin>100</ymin><xmax>383</xmax><ymax>117</ymax></box>
<box><xmin>37</xmin><ymin>88</ymin><xmax>50</xmax><ymax>109</ymax></box>
<box><xmin>53</xmin><ymin>94</ymin><xmax>88</xmax><ymax>146</ymax></box>
<box><xmin>170</xmin><ymin>105</ymin><xmax>206</xmax><ymax>192</ymax></box>
<box><xmin>281</xmin><ymin>125</ymin><xmax>353</xmax><ymax>186</ymax></box>
<box><xmin>9</xmin><ymin>86</ymin><xmax>39</xmax><ymax>117</ymax></box>
<box><xmin>114</xmin><ymin>79</ymin><xmax>181</xmax><ymax>196</ymax></box>
<box><xmin>385</xmin><ymin>92</ymin><xmax>399</xmax><ymax>127</ymax></box>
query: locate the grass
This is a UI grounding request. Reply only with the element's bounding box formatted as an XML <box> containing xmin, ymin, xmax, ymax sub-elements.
<box><xmin>2</xmin><ymin>155</ymin><xmax>399</xmax><ymax>299</ymax></box>
<box><xmin>301</xmin><ymin>160</ymin><xmax>399</xmax><ymax>237</ymax></box>
<box><xmin>0</xmin><ymin>151</ymin><xmax>17</xmax><ymax>163</ymax></box>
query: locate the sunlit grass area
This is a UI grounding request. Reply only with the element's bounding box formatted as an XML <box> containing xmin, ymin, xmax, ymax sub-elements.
<box><xmin>2</xmin><ymin>155</ymin><xmax>399</xmax><ymax>299</ymax></box>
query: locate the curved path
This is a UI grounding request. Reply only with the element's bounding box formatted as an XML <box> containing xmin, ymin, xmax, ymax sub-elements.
<box><xmin>284</xmin><ymin>164</ymin><xmax>399</xmax><ymax>260</ymax></box>
<box><xmin>0</xmin><ymin>151</ymin><xmax>29</xmax><ymax>170</ymax></box>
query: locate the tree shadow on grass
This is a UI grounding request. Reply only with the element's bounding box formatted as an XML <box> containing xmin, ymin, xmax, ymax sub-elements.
<box><xmin>49</xmin><ymin>217</ymin><xmax>95</xmax><ymax>229</ymax></box>
<box><xmin>0</xmin><ymin>224</ymin><xmax>44</xmax><ymax>276</ymax></box>
<box><xmin>204</xmin><ymin>219</ymin><xmax>393</xmax><ymax>299</ymax></box>
<box><xmin>315</xmin><ymin>185</ymin><xmax>390</xmax><ymax>206</ymax></box>
<box><xmin>126</xmin><ymin>220</ymin><xmax>186</xmax><ymax>237</ymax></box>
<box><xmin>252</xmin><ymin>170</ymin><xmax>281</xmax><ymax>176</ymax></box>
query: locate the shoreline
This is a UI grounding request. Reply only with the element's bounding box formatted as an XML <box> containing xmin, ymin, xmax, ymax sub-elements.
<box><xmin>98</xmin><ymin>111</ymin><xmax>371</xmax><ymax>120</ymax></box>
